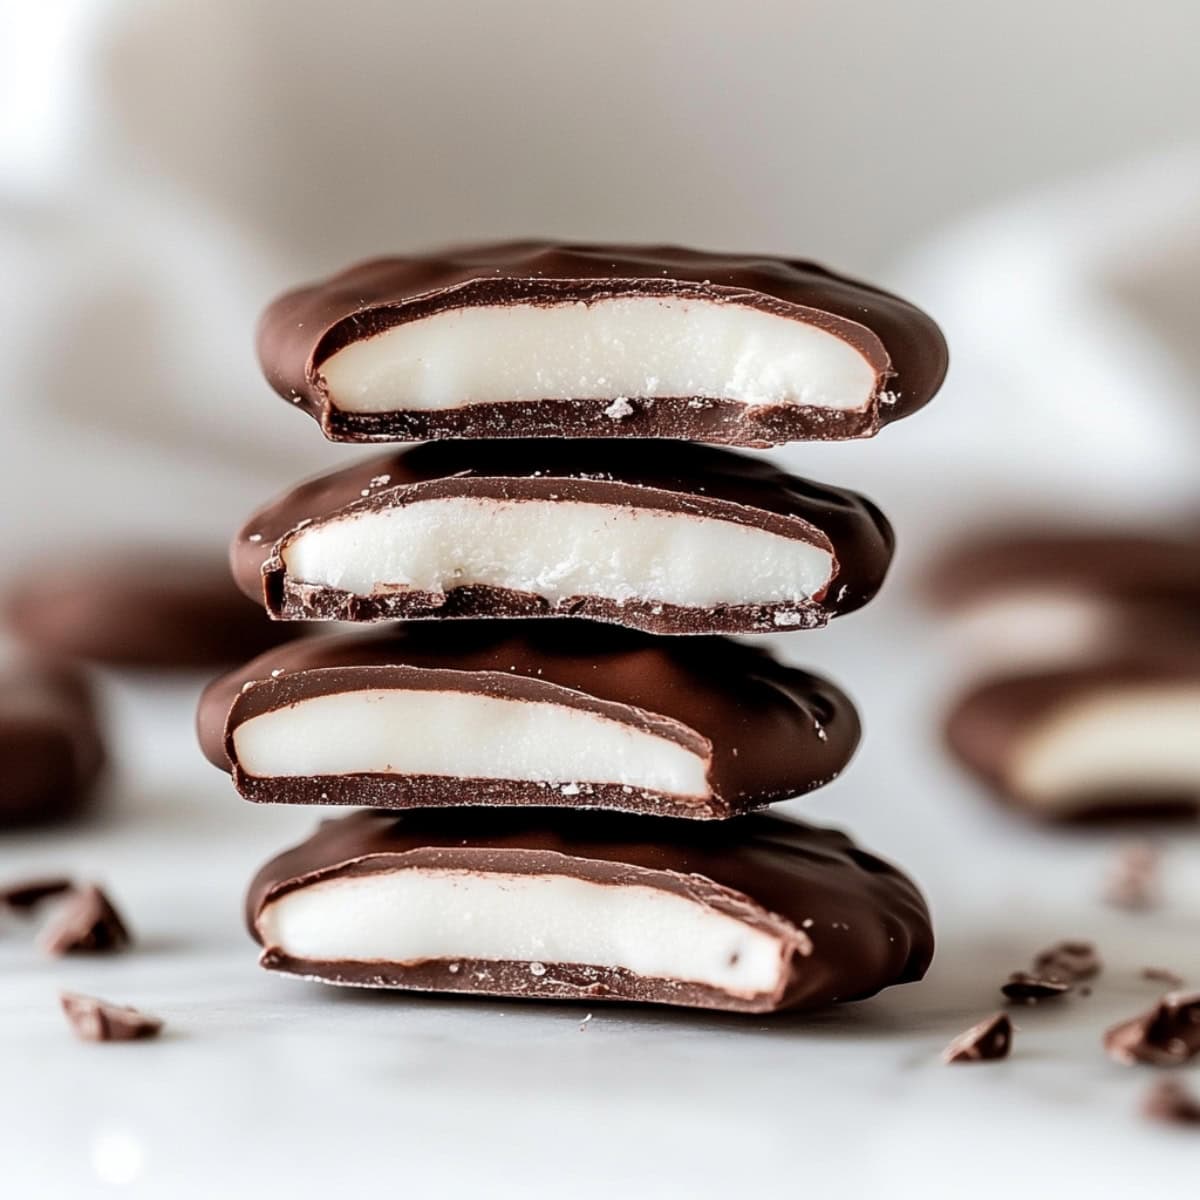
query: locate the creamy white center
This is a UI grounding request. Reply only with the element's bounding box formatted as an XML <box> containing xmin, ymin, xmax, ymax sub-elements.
<box><xmin>319</xmin><ymin>297</ymin><xmax>877</xmax><ymax>413</ymax></box>
<box><xmin>950</xmin><ymin>592</ymin><xmax>1116</xmax><ymax>672</ymax></box>
<box><xmin>258</xmin><ymin>869</ymin><xmax>786</xmax><ymax>996</ymax></box>
<box><xmin>1012</xmin><ymin>684</ymin><xmax>1200</xmax><ymax>809</ymax></box>
<box><xmin>233</xmin><ymin>688</ymin><xmax>709</xmax><ymax>797</ymax></box>
<box><xmin>281</xmin><ymin>497</ymin><xmax>832</xmax><ymax>607</ymax></box>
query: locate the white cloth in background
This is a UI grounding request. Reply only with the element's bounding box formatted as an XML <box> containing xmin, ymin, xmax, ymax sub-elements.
<box><xmin>885</xmin><ymin>149</ymin><xmax>1200</xmax><ymax>538</ymax></box>
<box><xmin>1</xmin><ymin>2</ymin><xmax>1197</xmax><ymax>566</ymax></box>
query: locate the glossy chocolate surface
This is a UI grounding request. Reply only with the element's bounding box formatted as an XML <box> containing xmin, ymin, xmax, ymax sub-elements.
<box><xmin>246</xmin><ymin>808</ymin><xmax>934</xmax><ymax>1013</ymax></box>
<box><xmin>945</xmin><ymin>658</ymin><xmax>1200</xmax><ymax>821</ymax></box>
<box><xmin>198</xmin><ymin>621</ymin><xmax>860</xmax><ymax>819</ymax></box>
<box><xmin>925</xmin><ymin>528</ymin><xmax>1200</xmax><ymax>611</ymax></box>
<box><xmin>257</xmin><ymin>242</ymin><xmax>947</xmax><ymax>446</ymax></box>
<box><xmin>232</xmin><ymin>440</ymin><xmax>894</xmax><ymax>634</ymax></box>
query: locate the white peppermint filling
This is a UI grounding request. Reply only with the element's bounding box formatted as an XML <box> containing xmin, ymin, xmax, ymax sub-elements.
<box><xmin>233</xmin><ymin>688</ymin><xmax>709</xmax><ymax>798</ymax></box>
<box><xmin>258</xmin><ymin>869</ymin><xmax>786</xmax><ymax>996</ymax></box>
<box><xmin>280</xmin><ymin>497</ymin><xmax>833</xmax><ymax>608</ymax></box>
<box><xmin>949</xmin><ymin>591</ymin><xmax>1118</xmax><ymax>672</ymax></box>
<box><xmin>319</xmin><ymin>297</ymin><xmax>877</xmax><ymax>413</ymax></box>
<box><xmin>1011</xmin><ymin>684</ymin><xmax>1200</xmax><ymax>810</ymax></box>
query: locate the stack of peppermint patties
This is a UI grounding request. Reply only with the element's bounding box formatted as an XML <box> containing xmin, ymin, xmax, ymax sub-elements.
<box><xmin>198</xmin><ymin>243</ymin><xmax>946</xmax><ymax>1014</ymax></box>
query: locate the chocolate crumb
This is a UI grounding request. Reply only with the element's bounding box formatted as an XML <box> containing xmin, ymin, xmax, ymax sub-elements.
<box><xmin>1104</xmin><ymin>842</ymin><xmax>1160</xmax><ymax>911</ymax></box>
<box><xmin>1143</xmin><ymin>1079</ymin><xmax>1200</xmax><ymax>1126</ymax></box>
<box><xmin>1105</xmin><ymin>992</ymin><xmax>1200</xmax><ymax>1066</ymax></box>
<box><xmin>943</xmin><ymin>1013</ymin><xmax>1013</xmax><ymax>1063</ymax></box>
<box><xmin>1</xmin><ymin>876</ymin><xmax>74</xmax><ymax>912</ymax></box>
<box><xmin>1032</xmin><ymin>939</ymin><xmax>1102</xmax><ymax>983</ymax></box>
<box><xmin>1142</xmin><ymin>967</ymin><xmax>1185</xmax><ymax>989</ymax></box>
<box><xmin>60</xmin><ymin>993</ymin><xmax>162</xmax><ymax>1042</ymax></box>
<box><xmin>1002</xmin><ymin>971</ymin><xmax>1072</xmax><ymax>1004</ymax></box>
<box><xmin>38</xmin><ymin>885</ymin><xmax>130</xmax><ymax>956</ymax></box>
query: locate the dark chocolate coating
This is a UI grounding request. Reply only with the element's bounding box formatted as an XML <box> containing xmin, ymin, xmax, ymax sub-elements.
<box><xmin>3</xmin><ymin>551</ymin><xmax>302</xmax><ymax>670</ymax></box>
<box><xmin>256</xmin><ymin>242</ymin><xmax>947</xmax><ymax>447</ymax></box>
<box><xmin>245</xmin><ymin>808</ymin><xmax>933</xmax><ymax>1014</ymax></box>
<box><xmin>198</xmin><ymin>621</ymin><xmax>860</xmax><ymax>820</ymax></box>
<box><xmin>924</xmin><ymin>528</ymin><xmax>1200</xmax><ymax>612</ymax></box>
<box><xmin>0</xmin><ymin>662</ymin><xmax>105</xmax><ymax>827</ymax></box>
<box><xmin>232</xmin><ymin>440</ymin><xmax>894</xmax><ymax>634</ymax></box>
<box><xmin>945</xmin><ymin>658</ymin><xmax>1200</xmax><ymax>822</ymax></box>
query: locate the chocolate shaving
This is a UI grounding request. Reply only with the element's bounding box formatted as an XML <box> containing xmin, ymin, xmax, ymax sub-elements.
<box><xmin>1001</xmin><ymin>971</ymin><xmax>1072</xmax><ymax>1003</ymax></box>
<box><xmin>1104</xmin><ymin>842</ymin><xmax>1161</xmax><ymax>911</ymax></box>
<box><xmin>1143</xmin><ymin>1079</ymin><xmax>1200</xmax><ymax>1127</ymax></box>
<box><xmin>942</xmin><ymin>1013</ymin><xmax>1013</xmax><ymax>1063</ymax></box>
<box><xmin>60</xmin><ymin>993</ymin><xmax>162</xmax><ymax>1042</ymax></box>
<box><xmin>1142</xmin><ymin>967</ymin><xmax>1185</xmax><ymax>989</ymax></box>
<box><xmin>0</xmin><ymin>876</ymin><xmax>74</xmax><ymax>912</ymax></box>
<box><xmin>38</xmin><ymin>885</ymin><xmax>130</xmax><ymax>955</ymax></box>
<box><xmin>1031</xmin><ymin>939</ymin><xmax>1102</xmax><ymax>983</ymax></box>
<box><xmin>1105</xmin><ymin>992</ymin><xmax>1200</xmax><ymax>1066</ymax></box>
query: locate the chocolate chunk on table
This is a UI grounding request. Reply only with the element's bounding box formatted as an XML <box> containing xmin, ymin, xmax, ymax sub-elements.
<box><xmin>61</xmin><ymin>993</ymin><xmax>162</xmax><ymax>1042</ymax></box>
<box><xmin>1105</xmin><ymin>993</ymin><xmax>1200</xmax><ymax>1066</ymax></box>
<box><xmin>1002</xmin><ymin>971</ymin><xmax>1072</xmax><ymax>1003</ymax></box>
<box><xmin>0</xmin><ymin>877</ymin><xmax>75</xmax><ymax>911</ymax></box>
<box><xmin>39</xmin><ymin>885</ymin><xmax>131</xmax><ymax>956</ymax></box>
<box><xmin>943</xmin><ymin>1013</ymin><xmax>1013</xmax><ymax>1063</ymax></box>
<box><xmin>1143</xmin><ymin>1079</ymin><xmax>1200</xmax><ymax>1126</ymax></box>
<box><xmin>1031</xmin><ymin>940</ymin><xmax>1101</xmax><ymax>982</ymax></box>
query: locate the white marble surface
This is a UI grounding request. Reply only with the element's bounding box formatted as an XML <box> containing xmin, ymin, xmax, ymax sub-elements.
<box><xmin>4</xmin><ymin>595</ymin><xmax>1198</xmax><ymax>1200</ymax></box>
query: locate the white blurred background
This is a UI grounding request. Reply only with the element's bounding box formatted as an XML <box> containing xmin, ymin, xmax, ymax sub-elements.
<box><xmin>2</xmin><ymin>0</ymin><xmax>1199</xmax><ymax>558</ymax></box>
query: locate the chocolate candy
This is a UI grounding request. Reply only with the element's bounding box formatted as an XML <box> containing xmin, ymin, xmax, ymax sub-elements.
<box><xmin>3</xmin><ymin>550</ymin><xmax>301</xmax><ymax>670</ymax></box>
<box><xmin>927</xmin><ymin>528</ymin><xmax>1200</xmax><ymax>611</ymax></box>
<box><xmin>945</xmin><ymin>659</ymin><xmax>1200</xmax><ymax>821</ymax></box>
<box><xmin>257</xmin><ymin>242</ymin><xmax>947</xmax><ymax>447</ymax></box>
<box><xmin>232</xmin><ymin>440</ymin><xmax>893</xmax><ymax>634</ymax></box>
<box><xmin>198</xmin><ymin>622</ymin><xmax>859</xmax><ymax>820</ymax></box>
<box><xmin>245</xmin><ymin>808</ymin><xmax>933</xmax><ymax>1014</ymax></box>
<box><xmin>924</xmin><ymin>528</ymin><xmax>1200</xmax><ymax>669</ymax></box>
<box><xmin>0</xmin><ymin>663</ymin><xmax>104</xmax><ymax>827</ymax></box>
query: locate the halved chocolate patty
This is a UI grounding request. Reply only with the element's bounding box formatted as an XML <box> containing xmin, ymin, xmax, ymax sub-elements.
<box><xmin>198</xmin><ymin>622</ymin><xmax>859</xmax><ymax>820</ymax></box>
<box><xmin>257</xmin><ymin>242</ymin><xmax>947</xmax><ymax>447</ymax></box>
<box><xmin>232</xmin><ymin>440</ymin><xmax>893</xmax><ymax>635</ymax></box>
<box><xmin>246</xmin><ymin>808</ymin><xmax>934</xmax><ymax>1014</ymax></box>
